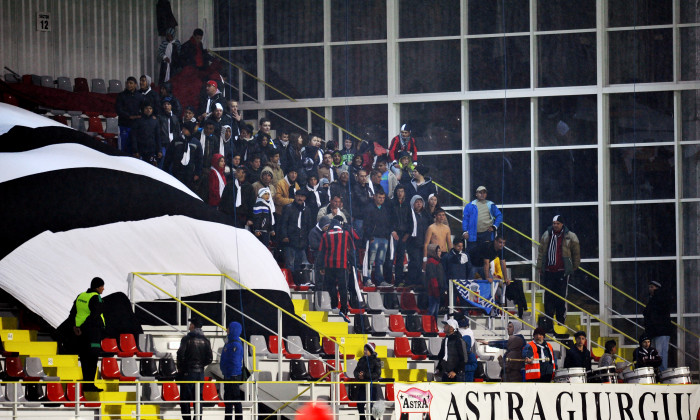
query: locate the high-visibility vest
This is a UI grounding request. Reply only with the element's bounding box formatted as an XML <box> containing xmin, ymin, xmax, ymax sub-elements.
<box><xmin>74</xmin><ymin>292</ymin><xmax>105</xmax><ymax>327</ymax></box>
<box><xmin>524</xmin><ymin>341</ymin><xmax>556</xmax><ymax>381</ymax></box>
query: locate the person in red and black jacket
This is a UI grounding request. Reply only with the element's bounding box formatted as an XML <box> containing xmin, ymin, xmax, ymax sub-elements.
<box><xmin>388</xmin><ymin>123</ymin><xmax>418</xmax><ymax>165</ymax></box>
<box><xmin>319</xmin><ymin>219</ymin><xmax>356</xmax><ymax>321</ymax></box>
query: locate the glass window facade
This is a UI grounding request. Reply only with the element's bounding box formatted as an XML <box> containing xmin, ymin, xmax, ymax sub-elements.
<box><xmin>214</xmin><ymin>0</ymin><xmax>700</xmax><ymax>370</ymax></box>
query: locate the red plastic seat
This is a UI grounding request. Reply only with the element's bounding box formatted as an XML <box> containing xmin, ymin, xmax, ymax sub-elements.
<box><xmin>325</xmin><ymin>360</ymin><xmax>347</xmax><ymax>381</ymax></box>
<box><xmin>5</xmin><ymin>356</ymin><xmax>27</xmax><ymax>380</ymax></box>
<box><xmin>74</xmin><ymin>77</ymin><xmax>89</xmax><ymax>93</ymax></box>
<box><xmin>385</xmin><ymin>383</ymin><xmax>394</xmax><ymax>400</ymax></box>
<box><xmin>161</xmin><ymin>382</ymin><xmax>181</xmax><ymax>402</ymax></box>
<box><xmin>2</xmin><ymin>93</ymin><xmax>19</xmax><ymax>106</ymax></box>
<box><xmin>389</xmin><ymin>314</ymin><xmax>419</xmax><ymax>337</ymax></box>
<box><xmin>87</xmin><ymin>116</ymin><xmax>104</xmax><ymax>133</ymax></box>
<box><xmin>21</xmin><ymin>75</ymin><xmax>32</xmax><ymax>84</ymax></box>
<box><xmin>101</xmin><ymin>133</ymin><xmax>118</xmax><ymax>148</ymax></box>
<box><xmin>322</xmin><ymin>337</ymin><xmax>354</xmax><ymax>359</ymax></box>
<box><xmin>268</xmin><ymin>335</ymin><xmax>302</xmax><ymax>359</ymax></box>
<box><xmin>202</xmin><ymin>382</ymin><xmax>224</xmax><ymax>407</ymax></box>
<box><xmin>394</xmin><ymin>337</ymin><xmax>424</xmax><ymax>360</ymax></box>
<box><xmin>421</xmin><ymin>315</ymin><xmax>444</xmax><ymax>337</ymax></box>
<box><xmin>339</xmin><ymin>383</ymin><xmax>356</xmax><ymax>407</ymax></box>
<box><xmin>308</xmin><ymin>360</ymin><xmax>326</xmax><ymax>380</ymax></box>
<box><xmin>65</xmin><ymin>383</ymin><xmax>101</xmax><ymax>408</ymax></box>
<box><xmin>100</xmin><ymin>357</ymin><xmax>137</xmax><ymax>381</ymax></box>
<box><xmin>120</xmin><ymin>334</ymin><xmax>153</xmax><ymax>357</ymax></box>
<box><xmin>101</xmin><ymin>337</ymin><xmax>120</xmax><ymax>354</ymax></box>
<box><xmin>400</xmin><ymin>291</ymin><xmax>420</xmax><ymax>314</ymax></box>
<box><xmin>281</xmin><ymin>268</ymin><xmax>309</xmax><ymax>291</ymax></box>
<box><xmin>46</xmin><ymin>382</ymin><xmax>67</xmax><ymax>405</ymax></box>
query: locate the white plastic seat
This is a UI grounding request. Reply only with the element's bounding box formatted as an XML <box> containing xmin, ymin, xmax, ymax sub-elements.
<box><xmin>4</xmin><ymin>73</ymin><xmax>20</xmax><ymax>83</ymax></box>
<box><xmin>25</xmin><ymin>357</ymin><xmax>60</xmax><ymax>381</ymax></box>
<box><xmin>108</xmin><ymin>79</ymin><xmax>122</xmax><ymax>93</ymax></box>
<box><xmin>70</xmin><ymin>115</ymin><xmax>86</xmax><ymax>131</ymax></box>
<box><xmin>371</xmin><ymin>314</ymin><xmax>401</xmax><ymax>337</ymax></box>
<box><xmin>56</xmin><ymin>77</ymin><xmax>72</xmax><ymax>91</ymax></box>
<box><xmin>344</xmin><ymin>358</ymin><xmax>357</xmax><ymax>379</ymax></box>
<box><xmin>248</xmin><ymin>335</ymin><xmax>270</xmax><ymax>359</ymax></box>
<box><xmin>367</xmin><ymin>292</ymin><xmax>399</xmax><ymax>315</ymax></box>
<box><xmin>91</xmin><ymin>79</ymin><xmax>107</xmax><ymax>94</ymax></box>
<box><xmin>287</xmin><ymin>335</ymin><xmax>313</xmax><ymax>359</ymax></box>
<box><xmin>427</xmin><ymin>336</ymin><xmax>443</xmax><ymax>358</ymax></box>
<box><xmin>105</xmin><ymin>117</ymin><xmax>119</xmax><ymax>134</ymax></box>
<box><xmin>2</xmin><ymin>383</ymin><xmax>29</xmax><ymax>407</ymax></box>
<box><xmin>314</xmin><ymin>291</ymin><xmax>332</xmax><ymax>312</ymax></box>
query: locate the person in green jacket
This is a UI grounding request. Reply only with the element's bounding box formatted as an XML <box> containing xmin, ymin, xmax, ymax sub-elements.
<box><xmin>69</xmin><ymin>277</ymin><xmax>106</xmax><ymax>392</ymax></box>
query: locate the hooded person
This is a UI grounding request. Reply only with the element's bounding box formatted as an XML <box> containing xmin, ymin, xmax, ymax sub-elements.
<box><xmin>139</xmin><ymin>74</ymin><xmax>161</xmax><ymax>116</ymax></box>
<box><xmin>164</xmin><ymin>120</ymin><xmax>202</xmax><ymax>191</ymax></box>
<box><xmin>457</xmin><ymin>316</ymin><xmax>479</xmax><ymax>382</ymax></box>
<box><xmin>633</xmin><ymin>334</ymin><xmax>662</xmax><ymax>369</ymax></box>
<box><xmin>69</xmin><ymin>277</ymin><xmax>106</xmax><ymax>392</ymax></box>
<box><xmin>158</xmin><ymin>25</ymin><xmax>182</xmax><ymax>83</ymax></box>
<box><xmin>353</xmin><ymin>342</ymin><xmax>382</xmax><ymax>416</ymax></box>
<box><xmin>480</xmin><ymin>320</ymin><xmax>526</xmax><ymax>382</ymax></box>
<box><xmin>220</xmin><ymin>321</ymin><xmax>244</xmax><ymax>419</ymax></box>
<box><xmin>408</xmin><ymin>164</ymin><xmax>438</xmax><ymax>203</ymax></box>
<box><xmin>252</xmin><ymin>187</ymin><xmax>275</xmax><ymax>246</ymax></box>
<box><xmin>436</xmin><ymin>318</ymin><xmax>468</xmax><ymax>382</ymax></box>
<box><xmin>208</xmin><ymin>153</ymin><xmax>227</xmax><ymax>207</ymax></box>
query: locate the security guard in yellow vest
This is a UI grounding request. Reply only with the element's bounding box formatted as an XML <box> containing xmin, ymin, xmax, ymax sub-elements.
<box><xmin>69</xmin><ymin>277</ymin><xmax>106</xmax><ymax>392</ymax></box>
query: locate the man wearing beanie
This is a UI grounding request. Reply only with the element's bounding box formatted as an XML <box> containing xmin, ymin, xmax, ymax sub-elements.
<box><xmin>643</xmin><ymin>280</ymin><xmax>673</xmax><ymax>371</ymax></box>
<box><xmin>523</xmin><ymin>327</ymin><xmax>556</xmax><ymax>382</ymax></box>
<box><xmin>353</xmin><ymin>343</ymin><xmax>381</xmax><ymax>416</ymax></box>
<box><xmin>69</xmin><ymin>277</ymin><xmax>106</xmax><ymax>392</ymax></box>
<box><xmin>535</xmin><ymin>215</ymin><xmax>580</xmax><ymax>332</ymax></box>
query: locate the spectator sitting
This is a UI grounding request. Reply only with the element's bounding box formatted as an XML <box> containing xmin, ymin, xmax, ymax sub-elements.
<box><xmin>208</xmin><ymin>153</ymin><xmax>226</xmax><ymax>207</ymax></box>
<box><xmin>157</xmin><ymin>27</ymin><xmax>181</xmax><ymax>84</ymax></box>
<box><xmin>633</xmin><ymin>334</ymin><xmax>662</xmax><ymax>369</ymax></box>
<box><xmin>180</xmin><ymin>28</ymin><xmax>211</xmax><ymax>70</ymax></box>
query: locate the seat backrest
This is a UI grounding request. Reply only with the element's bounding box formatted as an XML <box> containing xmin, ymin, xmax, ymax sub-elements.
<box><xmin>366</xmin><ymin>292</ymin><xmax>385</xmax><ymax>311</ymax></box>
<box><xmin>138</xmin><ymin>334</ymin><xmax>150</xmax><ymax>352</ymax></box>
<box><xmin>389</xmin><ymin>314</ymin><xmax>406</xmax><ymax>332</ymax></box>
<box><xmin>140</xmin><ymin>358</ymin><xmax>159</xmax><ymax>377</ymax></box>
<box><xmin>70</xmin><ymin>115</ymin><xmax>85</xmax><ymax>131</ymax></box>
<box><xmin>120</xmin><ymin>357</ymin><xmax>140</xmax><ymax>377</ymax></box>
<box><xmin>393</xmin><ymin>337</ymin><xmax>412</xmax><ymax>356</ymax></box>
<box><xmin>108</xmin><ymin>79</ymin><xmax>123</xmax><ymax>93</ymax></box>
<box><xmin>268</xmin><ymin>335</ymin><xmax>285</xmax><ymax>354</ymax></box>
<box><xmin>5</xmin><ymin>356</ymin><xmax>26</xmax><ymax>379</ymax></box>
<box><xmin>250</xmin><ymin>335</ymin><xmax>269</xmax><ymax>355</ymax></box>
<box><xmin>161</xmin><ymin>382</ymin><xmax>180</xmax><ymax>401</ymax></box>
<box><xmin>56</xmin><ymin>77</ymin><xmax>72</xmax><ymax>91</ymax></box>
<box><xmin>308</xmin><ymin>360</ymin><xmax>326</xmax><ymax>379</ymax></box>
<box><xmin>411</xmin><ymin>337</ymin><xmax>428</xmax><ymax>355</ymax></box>
<box><xmin>31</xmin><ymin>74</ymin><xmax>42</xmax><ymax>85</ymax></box>
<box><xmin>102</xmin><ymin>338</ymin><xmax>120</xmax><ymax>353</ymax></box>
<box><xmin>344</xmin><ymin>359</ymin><xmax>357</xmax><ymax>379</ymax></box>
<box><xmin>428</xmin><ymin>337</ymin><xmax>443</xmax><ymax>356</ymax></box>
<box><xmin>289</xmin><ymin>360</ymin><xmax>308</xmax><ymax>380</ymax></box>
<box><xmin>314</xmin><ymin>291</ymin><xmax>332</xmax><ymax>311</ymax></box>
<box><xmin>46</xmin><ymin>382</ymin><xmax>67</xmax><ymax>402</ymax></box>
<box><xmin>400</xmin><ymin>291</ymin><xmax>418</xmax><ymax>311</ymax></box>
<box><xmin>88</xmin><ymin>116</ymin><xmax>103</xmax><ymax>133</ymax></box>
<box><xmin>303</xmin><ymin>335</ymin><xmax>322</xmax><ymax>354</ymax></box>
<box><xmin>353</xmin><ymin>314</ymin><xmax>372</xmax><ymax>334</ymax></box>
<box><xmin>4</xmin><ymin>73</ymin><xmax>20</xmax><ymax>83</ymax></box>
<box><xmin>202</xmin><ymin>382</ymin><xmax>220</xmax><ymax>402</ymax></box>
<box><xmin>322</xmin><ymin>337</ymin><xmax>337</xmax><ymax>356</ymax></box>
<box><xmin>40</xmin><ymin>76</ymin><xmax>53</xmax><ymax>88</ymax></box>
<box><xmin>422</xmin><ymin>315</ymin><xmax>438</xmax><ymax>333</ymax></box>
<box><xmin>383</xmin><ymin>292</ymin><xmax>400</xmax><ymax>310</ymax></box>
<box><xmin>74</xmin><ymin>77</ymin><xmax>89</xmax><ymax>92</ymax></box>
<box><xmin>2</xmin><ymin>93</ymin><xmax>19</xmax><ymax>106</ymax></box>
<box><xmin>100</xmin><ymin>357</ymin><xmax>121</xmax><ymax>379</ymax></box>
<box><xmin>24</xmin><ymin>357</ymin><xmax>46</xmax><ymax>378</ymax></box>
<box><xmin>159</xmin><ymin>358</ymin><xmax>178</xmax><ymax>378</ymax></box>
<box><xmin>105</xmin><ymin>117</ymin><xmax>119</xmax><ymax>134</ymax></box>
<box><xmin>287</xmin><ymin>336</ymin><xmax>305</xmax><ymax>355</ymax></box>
<box><xmin>91</xmin><ymin>79</ymin><xmax>106</xmax><ymax>94</ymax></box>
<box><xmin>370</xmin><ymin>314</ymin><xmax>388</xmax><ymax>332</ymax></box>
<box><xmin>120</xmin><ymin>334</ymin><xmax>138</xmax><ymax>353</ymax></box>
<box><xmin>405</xmin><ymin>314</ymin><xmax>423</xmax><ymax>333</ymax></box>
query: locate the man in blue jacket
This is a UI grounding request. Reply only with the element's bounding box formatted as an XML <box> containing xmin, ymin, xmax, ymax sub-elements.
<box><xmin>220</xmin><ymin>321</ymin><xmax>244</xmax><ymax>420</ymax></box>
<box><xmin>461</xmin><ymin>186</ymin><xmax>503</xmax><ymax>252</ymax></box>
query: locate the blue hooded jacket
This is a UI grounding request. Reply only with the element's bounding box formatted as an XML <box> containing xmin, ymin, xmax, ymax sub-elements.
<box><xmin>220</xmin><ymin>321</ymin><xmax>243</xmax><ymax>377</ymax></box>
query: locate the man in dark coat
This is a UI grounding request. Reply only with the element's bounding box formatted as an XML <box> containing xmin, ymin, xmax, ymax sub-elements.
<box><xmin>219</xmin><ymin>166</ymin><xmax>256</xmax><ymax>229</ymax></box>
<box><xmin>643</xmin><ymin>280</ymin><xmax>674</xmax><ymax>371</ymax></box>
<box><xmin>279</xmin><ymin>190</ymin><xmax>314</xmax><ymax>279</ymax></box>
<box><xmin>353</xmin><ymin>343</ymin><xmax>382</xmax><ymax>416</ymax></box>
<box><xmin>405</xmin><ymin>195</ymin><xmax>432</xmax><ymax>287</ymax></box>
<box><xmin>115</xmin><ymin>76</ymin><xmax>142</xmax><ymax>155</ymax></box>
<box><xmin>69</xmin><ymin>277</ymin><xmax>106</xmax><ymax>392</ymax></box>
<box><xmin>436</xmin><ymin>319</ymin><xmax>468</xmax><ymax>382</ymax></box>
<box><xmin>177</xmin><ymin>316</ymin><xmax>213</xmax><ymax>420</ymax></box>
<box><xmin>180</xmin><ymin>28</ymin><xmax>211</xmax><ymax>70</ymax></box>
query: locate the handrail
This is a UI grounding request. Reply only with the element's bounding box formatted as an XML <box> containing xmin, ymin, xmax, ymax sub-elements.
<box><xmin>131</xmin><ymin>273</ymin><xmax>258</xmax><ymax>372</ymax></box>
<box><xmin>450</xmin><ymin>279</ymin><xmax>570</xmax><ymax>349</ymax></box>
<box><xmin>433</xmin><ymin>181</ymin><xmax>700</xmax><ymax>341</ymax></box>
<box><xmin>132</xmin><ymin>272</ymin><xmax>350</xmax><ymax>370</ymax></box>
<box><xmin>262</xmin><ymin>370</ymin><xmax>341</xmax><ymax>420</ymax></box>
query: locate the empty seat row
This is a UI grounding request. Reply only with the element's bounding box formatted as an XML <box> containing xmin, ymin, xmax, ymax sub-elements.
<box><xmin>1</xmin><ymin>356</ymin><xmax>57</xmax><ymax>382</ymax></box>
<box><xmin>100</xmin><ymin>356</ymin><xmax>177</xmax><ymax>382</ymax></box>
<box><xmin>0</xmin><ymin>381</ymin><xmax>100</xmax><ymax>408</ymax></box>
<box><xmin>101</xmin><ymin>334</ymin><xmax>154</xmax><ymax>358</ymax></box>
<box><xmin>249</xmin><ymin>334</ymin><xmax>352</xmax><ymax>360</ymax></box>
<box><xmin>353</xmin><ymin>313</ymin><xmax>444</xmax><ymax>338</ymax></box>
<box><xmin>3</xmin><ymin>73</ymin><xmax>123</xmax><ymax>93</ymax></box>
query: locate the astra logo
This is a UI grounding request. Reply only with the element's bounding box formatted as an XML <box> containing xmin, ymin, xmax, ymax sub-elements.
<box><xmin>398</xmin><ymin>387</ymin><xmax>433</xmax><ymax>414</ymax></box>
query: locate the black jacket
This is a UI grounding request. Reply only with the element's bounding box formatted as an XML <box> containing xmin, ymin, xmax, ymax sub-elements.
<box><xmin>219</xmin><ymin>180</ymin><xmax>256</xmax><ymax>227</ymax></box>
<box><xmin>564</xmin><ymin>346</ymin><xmax>592</xmax><ymax>371</ymax></box>
<box><xmin>177</xmin><ymin>329</ymin><xmax>213</xmax><ymax>373</ymax></box>
<box><xmin>389</xmin><ymin>196</ymin><xmax>412</xmax><ymax>236</ymax></box>
<box><xmin>164</xmin><ymin>135</ymin><xmax>203</xmax><ymax>182</ymax></box>
<box><xmin>354</xmin><ymin>354</ymin><xmax>382</xmax><ymax>381</ymax></box>
<box><xmin>351</xmin><ymin>183</ymin><xmax>373</xmax><ymax>220</ymax></box>
<box><xmin>198</xmin><ymin>92</ymin><xmax>226</xmax><ymax>119</ymax></box>
<box><xmin>437</xmin><ymin>333</ymin><xmax>468</xmax><ymax>374</ymax></box>
<box><xmin>408</xmin><ymin>210</ymin><xmax>432</xmax><ymax>248</ymax></box>
<box><xmin>643</xmin><ymin>291</ymin><xmax>674</xmax><ymax>337</ymax></box>
<box><xmin>131</xmin><ymin>114</ymin><xmax>161</xmax><ymax>158</ymax></box>
<box><xmin>329</xmin><ymin>181</ymin><xmax>351</xmax><ymax>211</ymax></box>
<box><xmin>363</xmin><ymin>203</ymin><xmax>392</xmax><ymax>241</ymax></box>
<box><xmin>279</xmin><ymin>201</ymin><xmax>314</xmax><ymax>249</ymax></box>
<box><xmin>159</xmin><ymin>112</ymin><xmax>181</xmax><ymax>147</ymax></box>
<box><xmin>115</xmin><ymin>89</ymin><xmax>142</xmax><ymax>127</ymax></box>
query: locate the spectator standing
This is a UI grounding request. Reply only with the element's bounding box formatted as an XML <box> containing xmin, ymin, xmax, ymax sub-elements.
<box><xmin>425</xmin><ymin>244</ymin><xmax>444</xmax><ymax>323</ymax></box>
<box><xmin>300</xmin><ymin>134</ymin><xmax>324</xmax><ymax>180</ymax></box>
<box><xmin>643</xmin><ymin>280</ymin><xmax>674</xmax><ymax>371</ymax></box>
<box><xmin>139</xmin><ymin>75</ymin><xmax>160</xmax><ymax>115</ymax></box>
<box><xmin>219</xmin><ymin>166</ymin><xmax>256</xmax><ymax>229</ymax></box>
<box><xmin>405</xmin><ymin>195</ymin><xmax>432</xmax><ymax>288</ymax></box>
<box><xmin>279</xmin><ymin>190</ymin><xmax>313</xmax><ymax>278</ymax></box>
<box><xmin>131</xmin><ymin>102</ymin><xmax>161</xmax><ymax>165</ymax></box>
<box><xmin>177</xmin><ymin>316</ymin><xmax>213</xmax><ymax>420</ymax></box>
<box><xmin>329</xmin><ymin>168</ymin><xmax>351</xmax><ymax>208</ymax></box>
<box><xmin>220</xmin><ymin>321</ymin><xmax>244</xmax><ymax>420</ymax></box>
<box><xmin>462</xmin><ymin>186</ymin><xmax>503</xmax><ymax>252</ymax></box>
<box><xmin>388</xmin><ymin>123</ymin><xmax>418</xmax><ymax>164</ymax></box>
<box><xmin>633</xmin><ymin>334</ymin><xmax>662</xmax><ymax>369</ymax></box>
<box><xmin>246</xmin><ymin>155</ymin><xmax>263</xmax><ymax>185</ymax></box>
<box><xmin>408</xmin><ymin>165</ymin><xmax>438</xmax><ymax>203</ymax></box>
<box><xmin>387</xmin><ymin>184</ymin><xmax>412</xmax><ymax>286</ymax></box>
<box><xmin>479</xmin><ymin>320</ymin><xmax>526</xmax><ymax>382</ymax></box>
<box><xmin>273</xmin><ymin>130</ymin><xmax>291</xmax><ymax>171</ymax></box>
<box><xmin>391</xmin><ymin>151</ymin><xmax>415</xmax><ymax>187</ymax></box>
<box><xmin>536</xmin><ymin>215</ymin><xmax>580</xmax><ymax>331</ymax></box>
<box><xmin>362</xmin><ymin>190</ymin><xmax>392</xmax><ymax>287</ymax></box>
<box><xmin>252</xmin><ymin>188</ymin><xmax>275</xmax><ymax>247</ymax></box>
<box><xmin>469</xmin><ymin>237</ymin><xmax>508</xmax><ymax>283</ymax></box>
<box><xmin>115</xmin><ymin>76</ymin><xmax>142</xmax><ymax>155</ymax></box>
<box><xmin>198</xmin><ymin>80</ymin><xmax>226</xmax><ymax>123</ymax></box>
<box><xmin>274</xmin><ymin>168</ymin><xmax>300</xmax><ymax>216</ymax></box>
<box><xmin>159</xmin><ymin>97</ymin><xmax>180</xmax><ymax>164</ymax></box>
<box><xmin>441</xmin><ymin>237</ymin><xmax>470</xmax><ymax>281</ymax></box>
<box><xmin>422</xmin><ymin>208</ymin><xmax>452</xmax><ymax>273</ymax></box>
<box><xmin>180</xmin><ymin>28</ymin><xmax>211</xmax><ymax>70</ymax></box>
<box><xmin>523</xmin><ymin>327</ymin><xmax>556</xmax><ymax>383</ymax></box>
<box><xmin>286</xmin><ymin>133</ymin><xmax>305</xmax><ymax>178</ymax></box>
<box><xmin>564</xmin><ymin>331</ymin><xmax>592</xmax><ymax>371</ymax></box>
<box><xmin>198</xmin><ymin>120</ymin><xmax>220</xmax><ymax>201</ymax></box>
<box><xmin>457</xmin><ymin>317</ymin><xmax>478</xmax><ymax>382</ymax></box>
<box><xmin>351</xmin><ymin>168</ymin><xmax>373</xmax><ymax>242</ymax></box>
<box><xmin>353</xmin><ymin>343</ymin><xmax>382</xmax><ymax>417</ymax></box>
<box><xmin>265</xmin><ymin>149</ymin><xmax>284</xmax><ymax>186</ymax></box>
<box><xmin>304</xmin><ymin>173</ymin><xmax>328</xmax><ymax>217</ymax></box>
<box><xmin>309</xmin><ymin>216</ymin><xmax>332</xmax><ymax>287</ymax></box>
<box><xmin>375</xmin><ymin>158</ymin><xmax>398</xmax><ymax>199</ymax></box>
<box><xmin>319</xmin><ymin>219</ymin><xmax>357</xmax><ymax>321</ymax></box>
<box><xmin>69</xmin><ymin>277</ymin><xmax>106</xmax><ymax>392</ymax></box>
<box><xmin>252</xmin><ymin>167</ymin><xmax>277</xmax><ymax>198</ymax></box>
<box><xmin>436</xmin><ymin>319</ymin><xmax>468</xmax><ymax>382</ymax></box>
<box><xmin>206</xmin><ymin>103</ymin><xmax>233</xmax><ymax>137</ymax></box>
<box><xmin>159</xmin><ymin>83</ymin><xmax>182</xmax><ymax>118</ymax></box>
<box><xmin>339</xmin><ymin>138</ymin><xmax>357</xmax><ymax>166</ymax></box>
<box><xmin>157</xmin><ymin>27</ymin><xmax>181</xmax><ymax>84</ymax></box>
<box><xmin>164</xmin><ymin>122</ymin><xmax>202</xmax><ymax>192</ymax></box>
<box><xmin>208</xmin><ymin>154</ymin><xmax>227</xmax><ymax>207</ymax></box>
<box><xmin>317</xmin><ymin>195</ymin><xmax>350</xmax><ymax>224</ymax></box>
